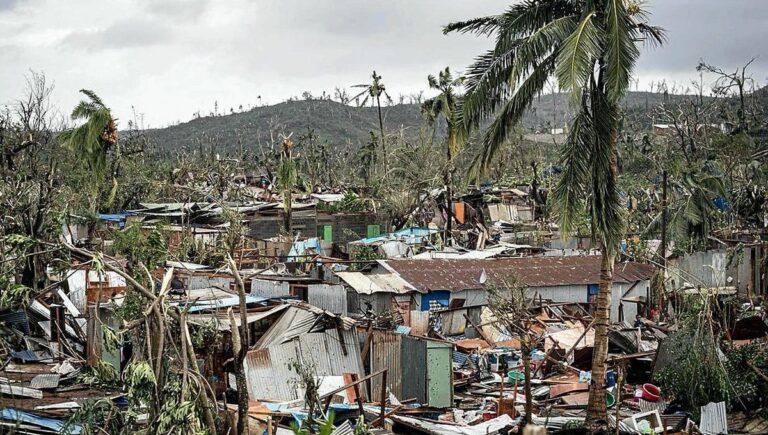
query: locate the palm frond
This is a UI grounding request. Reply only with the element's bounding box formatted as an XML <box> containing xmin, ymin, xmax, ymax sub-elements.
<box><xmin>461</xmin><ymin>47</ymin><xmax>519</xmax><ymax>131</ymax></box>
<box><xmin>552</xmin><ymin>108</ymin><xmax>593</xmax><ymax>236</ymax></box>
<box><xmin>508</xmin><ymin>15</ymin><xmax>578</xmax><ymax>86</ymax></box>
<box><xmin>636</xmin><ymin>23</ymin><xmax>666</xmax><ymax>48</ymax></box>
<box><xmin>555</xmin><ymin>12</ymin><xmax>602</xmax><ymax>101</ymax></box>
<box><xmin>443</xmin><ymin>15</ymin><xmax>501</xmax><ymax>36</ymax></box>
<box><xmin>588</xmin><ymin>91</ymin><xmax>624</xmax><ymax>252</ymax></box>
<box><xmin>79</xmin><ymin>89</ymin><xmax>106</xmax><ymax>108</ymax></box>
<box><xmin>604</xmin><ymin>0</ymin><xmax>640</xmax><ymax>102</ymax></box>
<box><xmin>467</xmin><ymin>53</ymin><xmax>555</xmax><ymax>181</ymax></box>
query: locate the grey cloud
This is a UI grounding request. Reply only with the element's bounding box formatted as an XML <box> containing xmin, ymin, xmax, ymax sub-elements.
<box><xmin>60</xmin><ymin>17</ymin><xmax>171</xmax><ymax>51</ymax></box>
<box><xmin>143</xmin><ymin>0</ymin><xmax>208</xmax><ymax>21</ymax></box>
<box><xmin>0</xmin><ymin>0</ymin><xmax>22</xmax><ymax>11</ymax></box>
<box><xmin>2</xmin><ymin>0</ymin><xmax>768</xmax><ymax>126</ymax></box>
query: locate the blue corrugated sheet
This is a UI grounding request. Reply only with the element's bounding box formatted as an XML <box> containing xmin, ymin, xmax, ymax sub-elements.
<box><xmin>0</xmin><ymin>310</ymin><xmax>30</xmax><ymax>335</ymax></box>
<box><xmin>0</xmin><ymin>408</ymin><xmax>81</xmax><ymax>434</ymax></box>
<box><xmin>11</xmin><ymin>350</ymin><xmax>41</xmax><ymax>362</ymax></box>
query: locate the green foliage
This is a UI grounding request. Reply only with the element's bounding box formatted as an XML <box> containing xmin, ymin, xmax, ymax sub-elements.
<box><xmin>112</xmin><ymin>223</ymin><xmax>168</xmax><ymax>270</ymax></box>
<box><xmin>0</xmin><ymin>283</ymin><xmax>32</xmax><ymax>310</ymax></box>
<box><xmin>79</xmin><ymin>360</ymin><xmax>120</xmax><ymax>388</ymax></box>
<box><xmin>58</xmin><ymin>89</ymin><xmax>116</xmax><ymax>178</ymax></box>
<box><xmin>124</xmin><ymin>359</ymin><xmax>157</xmax><ymax>406</ymax></box>
<box><xmin>291</xmin><ymin>412</ymin><xmax>336</xmax><ymax>435</ymax></box>
<box><xmin>191</xmin><ymin>319</ymin><xmax>221</xmax><ymax>349</ymax></box>
<box><xmin>65</xmin><ymin>398</ymin><xmax>126</xmax><ymax>435</ymax></box>
<box><xmin>349</xmin><ymin>245</ymin><xmax>383</xmax><ymax>271</ymax></box>
<box><xmin>101</xmin><ymin>325</ymin><xmax>120</xmax><ymax>354</ymax></box>
<box><xmin>722</xmin><ymin>341</ymin><xmax>768</xmax><ymax>411</ymax></box>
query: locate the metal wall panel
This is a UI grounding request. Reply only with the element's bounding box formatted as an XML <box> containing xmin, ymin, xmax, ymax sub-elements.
<box><xmin>369</xmin><ymin>330</ymin><xmax>402</xmax><ymax>400</ymax></box>
<box><xmin>307</xmin><ymin>284</ymin><xmax>348</xmax><ymax>315</ymax></box>
<box><xmin>401</xmin><ymin>336</ymin><xmax>427</xmax><ymax>404</ymax></box>
<box><xmin>251</xmin><ymin>279</ymin><xmax>290</xmax><ymax>298</ymax></box>
<box><xmin>244</xmin><ymin>341</ymin><xmax>302</xmax><ymax>401</ymax></box>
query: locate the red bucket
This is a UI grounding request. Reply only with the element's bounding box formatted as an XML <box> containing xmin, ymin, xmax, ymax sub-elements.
<box><xmin>641</xmin><ymin>383</ymin><xmax>661</xmax><ymax>402</ymax></box>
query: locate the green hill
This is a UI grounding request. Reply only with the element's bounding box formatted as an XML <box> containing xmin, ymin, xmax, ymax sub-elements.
<box><xmin>144</xmin><ymin>92</ymin><xmax>712</xmax><ymax>154</ymax></box>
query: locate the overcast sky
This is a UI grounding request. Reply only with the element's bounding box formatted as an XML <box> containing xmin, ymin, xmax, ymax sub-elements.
<box><xmin>1</xmin><ymin>0</ymin><xmax>767</xmax><ymax>127</ymax></box>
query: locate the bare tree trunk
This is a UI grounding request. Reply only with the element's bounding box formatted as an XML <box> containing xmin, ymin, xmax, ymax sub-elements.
<box><xmin>376</xmin><ymin>95</ymin><xmax>386</xmax><ymax>178</ymax></box>
<box><xmin>522</xmin><ymin>340</ymin><xmax>533</xmax><ymax>425</ymax></box>
<box><xmin>586</xmin><ymin>246</ymin><xmax>614</xmax><ymax>430</ymax></box>
<box><xmin>444</xmin><ymin>147</ymin><xmax>453</xmax><ymax>247</ymax></box>
<box><xmin>228</xmin><ymin>257</ymin><xmax>251</xmax><ymax>435</ymax></box>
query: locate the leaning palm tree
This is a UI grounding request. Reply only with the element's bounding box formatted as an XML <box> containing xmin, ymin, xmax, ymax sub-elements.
<box><xmin>421</xmin><ymin>67</ymin><xmax>466</xmax><ymax>246</ymax></box>
<box><xmin>59</xmin><ymin>89</ymin><xmax>117</xmax><ymax>178</ymax></box>
<box><xmin>353</xmin><ymin>71</ymin><xmax>392</xmax><ymax>174</ymax></box>
<box><xmin>59</xmin><ymin>90</ymin><xmax>119</xmax><ymax>238</ymax></box>
<box><xmin>446</xmin><ymin>1</ymin><xmax>664</xmax><ymax>429</ymax></box>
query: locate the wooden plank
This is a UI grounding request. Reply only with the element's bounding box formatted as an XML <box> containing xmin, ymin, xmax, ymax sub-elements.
<box><xmin>549</xmin><ymin>383</ymin><xmax>589</xmax><ymax>398</ymax></box>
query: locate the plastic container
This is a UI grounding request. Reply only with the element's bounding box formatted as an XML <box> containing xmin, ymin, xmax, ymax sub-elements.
<box><xmin>607</xmin><ymin>391</ymin><xmax>616</xmax><ymax>408</ymax></box>
<box><xmin>507</xmin><ymin>370</ymin><xmax>526</xmax><ymax>383</ymax></box>
<box><xmin>641</xmin><ymin>383</ymin><xmax>661</xmax><ymax>402</ymax></box>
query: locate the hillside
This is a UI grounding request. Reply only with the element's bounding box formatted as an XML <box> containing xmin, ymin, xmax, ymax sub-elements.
<box><xmin>145</xmin><ymin>92</ymin><xmax>705</xmax><ymax>154</ymax></box>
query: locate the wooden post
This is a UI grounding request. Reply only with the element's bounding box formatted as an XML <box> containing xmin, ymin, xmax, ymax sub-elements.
<box><xmin>378</xmin><ymin>370</ymin><xmax>388</xmax><ymax>427</ymax></box>
<box><xmin>614</xmin><ymin>364</ymin><xmax>624</xmax><ymax>435</ymax></box>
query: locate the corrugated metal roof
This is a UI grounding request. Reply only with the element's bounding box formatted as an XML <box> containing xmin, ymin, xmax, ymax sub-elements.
<box><xmin>335</xmin><ymin>271</ymin><xmax>418</xmax><ymax>295</ymax></box>
<box><xmin>245</xmin><ymin>328</ymin><xmax>365</xmax><ymax>402</ymax></box>
<box><xmin>382</xmin><ymin>256</ymin><xmax>655</xmax><ymax>291</ymax></box>
<box><xmin>186</xmin><ymin>304</ymin><xmax>290</xmax><ymax>331</ymax></box>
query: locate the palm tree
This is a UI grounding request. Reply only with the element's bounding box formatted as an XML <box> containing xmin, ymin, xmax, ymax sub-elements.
<box><xmin>59</xmin><ymin>90</ymin><xmax>117</xmax><ymax>176</ymax></box>
<box><xmin>445</xmin><ymin>1</ymin><xmax>664</xmax><ymax>429</ymax></box>
<box><xmin>59</xmin><ymin>90</ymin><xmax>119</xmax><ymax>238</ymax></box>
<box><xmin>644</xmin><ymin>163</ymin><xmax>727</xmax><ymax>249</ymax></box>
<box><xmin>353</xmin><ymin>71</ymin><xmax>392</xmax><ymax>175</ymax></box>
<box><xmin>421</xmin><ymin>67</ymin><xmax>466</xmax><ymax>246</ymax></box>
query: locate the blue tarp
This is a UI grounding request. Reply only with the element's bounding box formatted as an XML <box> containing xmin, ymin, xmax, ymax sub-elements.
<box><xmin>354</xmin><ymin>227</ymin><xmax>439</xmax><ymax>246</ymax></box>
<box><xmin>0</xmin><ymin>408</ymin><xmax>81</xmax><ymax>434</ymax></box>
<box><xmin>99</xmin><ymin>213</ymin><xmax>130</xmax><ymax>229</ymax></box>
<box><xmin>287</xmin><ymin>238</ymin><xmax>322</xmax><ymax>261</ymax></box>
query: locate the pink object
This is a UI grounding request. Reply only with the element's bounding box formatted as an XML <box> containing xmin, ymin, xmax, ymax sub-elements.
<box><xmin>641</xmin><ymin>383</ymin><xmax>661</xmax><ymax>402</ymax></box>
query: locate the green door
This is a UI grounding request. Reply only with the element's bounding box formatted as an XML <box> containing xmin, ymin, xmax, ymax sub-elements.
<box><xmin>426</xmin><ymin>341</ymin><xmax>453</xmax><ymax>408</ymax></box>
<box><xmin>366</xmin><ymin>224</ymin><xmax>380</xmax><ymax>238</ymax></box>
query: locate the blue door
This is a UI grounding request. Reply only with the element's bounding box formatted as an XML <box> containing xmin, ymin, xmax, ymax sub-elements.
<box><xmin>587</xmin><ymin>284</ymin><xmax>600</xmax><ymax>305</ymax></box>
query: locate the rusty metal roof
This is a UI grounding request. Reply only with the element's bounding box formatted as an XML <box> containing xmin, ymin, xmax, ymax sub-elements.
<box><xmin>382</xmin><ymin>256</ymin><xmax>655</xmax><ymax>292</ymax></box>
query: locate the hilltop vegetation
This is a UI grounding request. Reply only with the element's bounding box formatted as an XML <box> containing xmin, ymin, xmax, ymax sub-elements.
<box><xmin>145</xmin><ymin>91</ymin><xmax>705</xmax><ymax>154</ymax></box>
